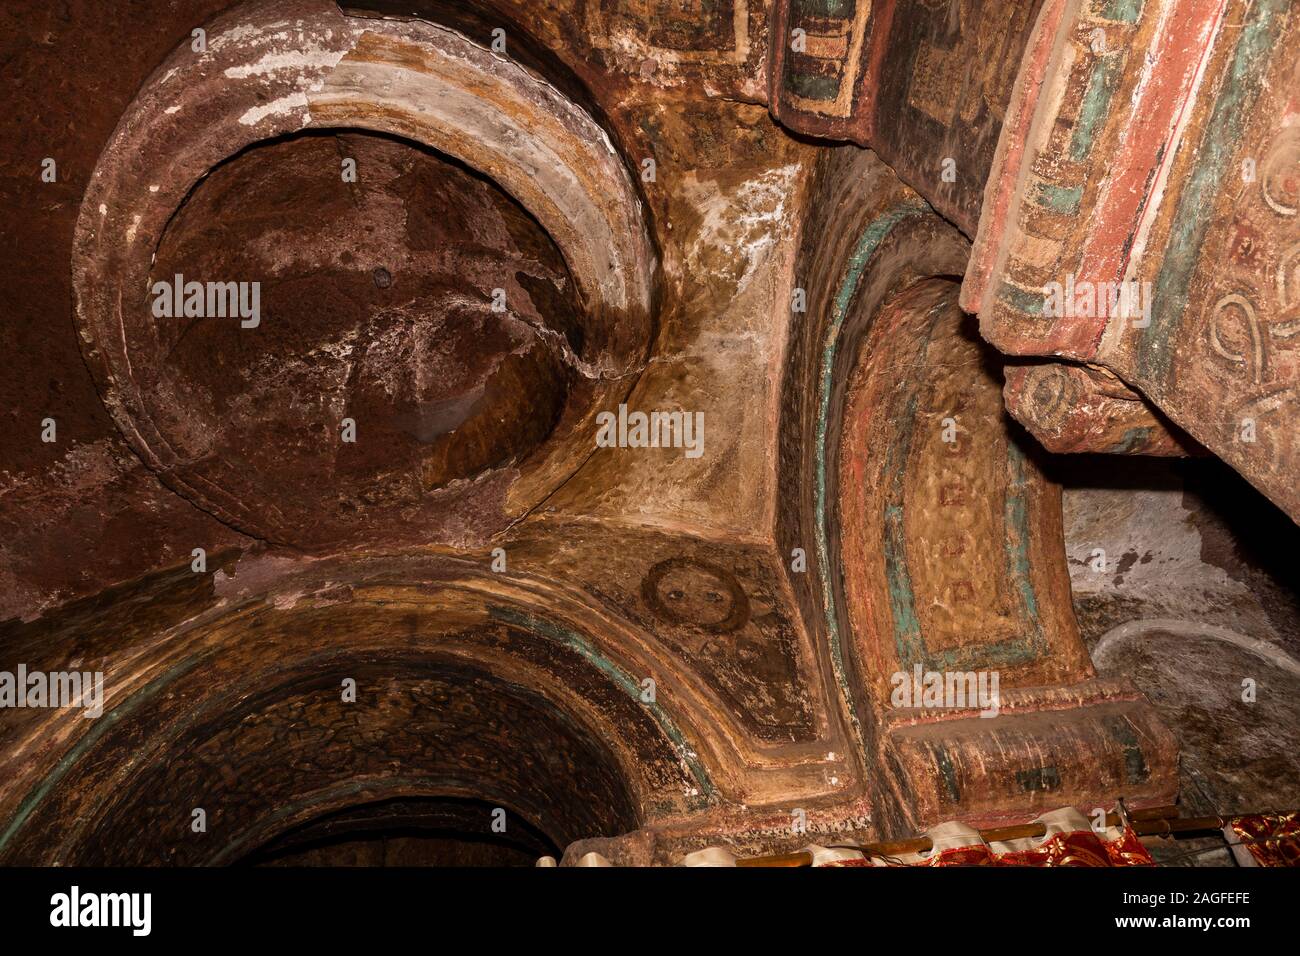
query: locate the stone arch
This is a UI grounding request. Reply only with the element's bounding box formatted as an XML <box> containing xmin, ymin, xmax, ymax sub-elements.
<box><xmin>0</xmin><ymin>572</ymin><xmax>708</xmax><ymax>865</ymax></box>
<box><xmin>779</xmin><ymin>149</ymin><xmax>1175</xmax><ymax>836</ymax></box>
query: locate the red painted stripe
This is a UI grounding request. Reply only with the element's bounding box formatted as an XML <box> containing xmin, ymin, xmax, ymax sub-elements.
<box><xmin>856</xmin><ymin>0</ymin><xmax>898</xmax><ymax>142</ymax></box>
<box><xmin>1057</xmin><ymin>0</ymin><xmax>1231</xmax><ymax>357</ymax></box>
<box><xmin>961</xmin><ymin>0</ymin><xmax>1072</xmax><ymax>315</ymax></box>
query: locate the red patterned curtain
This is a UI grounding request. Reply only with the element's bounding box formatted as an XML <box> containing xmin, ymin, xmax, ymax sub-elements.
<box><xmin>816</xmin><ymin>808</ymin><xmax>1153</xmax><ymax>867</ymax></box>
<box><xmin>1225</xmin><ymin>813</ymin><xmax>1300</xmax><ymax>868</ymax></box>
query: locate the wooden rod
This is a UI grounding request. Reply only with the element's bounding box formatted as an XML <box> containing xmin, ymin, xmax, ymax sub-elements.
<box><xmin>734</xmin><ymin>852</ymin><xmax>812</xmax><ymax>868</ymax></box>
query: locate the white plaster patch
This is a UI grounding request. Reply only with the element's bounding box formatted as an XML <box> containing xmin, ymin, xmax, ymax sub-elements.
<box><xmin>271</xmin><ymin>590</ymin><xmax>304</xmax><ymax>610</ymax></box>
<box><xmin>223</xmin><ymin>45</ymin><xmax>348</xmax><ymax>80</ymax></box>
<box><xmin>211</xmin><ymin>553</ymin><xmax>319</xmax><ymax>601</ymax></box>
<box><xmin>0</xmin><ymin>439</ymin><xmax>121</xmax><ymax>501</ymax></box>
<box><xmin>210</xmin><ymin>23</ymin><xmax>263</xmax><ymax>53</ymax></box>
<box><xmin>685</xmin><ymin>164</ymin><xmax>801</xmax><ymax>293</ymax></box>
<box><xmin>238</xmin><ymin>91</ymin><xmax>308</xmax><ymax>126</ymax></box>
<box><xmin>1064</xmin><ymin>485</ymin><xmax>1248</xmax><ymax>603</ymax></box>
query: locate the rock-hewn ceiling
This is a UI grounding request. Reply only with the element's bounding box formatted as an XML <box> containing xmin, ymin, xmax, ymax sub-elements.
<box><xmin>1</xmin><ymin>0</ymin><xmax>1297</xmax><ymax>868</ymax></box>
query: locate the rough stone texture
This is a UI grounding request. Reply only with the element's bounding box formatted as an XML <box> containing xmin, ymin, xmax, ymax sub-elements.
<box><xmin>1062</xmin><ymin>458</ymin><xmax>1300</xmax><ymax>659</ymax></box>
<box><xmin>151</xmin><ymin>131</ymin><xmax>576</xmax><ymax>532</ymax></box>
<box><xmin>0</xmin><ymin>0</ymin><xmax>1295</xmax><ymax>866</ymax></box>
<box><xmin>249</xmin><ymin>797</ymin><xmax>561</xmax><ymax>866</ymax></box>
<box><xmin>1059</xmin><ymin>454</ymin><xmax>1300</xmax><ymax>854</ymax></box>
<box><xmin>1092</xmin><ymin>628</ymin><xmax>1300</xmax><ymax>821</ymax></box>
<box><xmin>0</xmin><ymin>0</ymin><xmax>252</xmax><ymax>621</ymax></box>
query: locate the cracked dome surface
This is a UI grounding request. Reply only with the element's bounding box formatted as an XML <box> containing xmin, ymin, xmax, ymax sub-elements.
<box><xmin>151</xmin><ymin>131</ymin><xmax>577</xmax><ymax>544</ymax></box>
